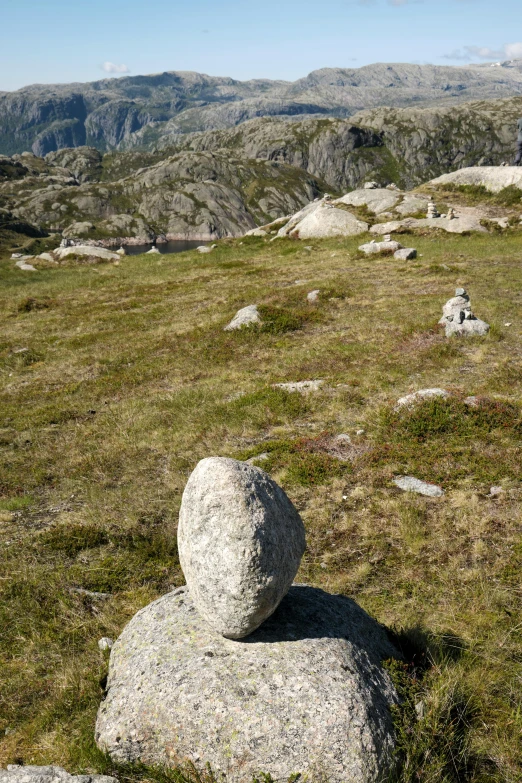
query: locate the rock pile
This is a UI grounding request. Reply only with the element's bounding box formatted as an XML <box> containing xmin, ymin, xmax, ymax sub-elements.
<box><xmin>439</xmin><ymin>288</ymin><xmax>490</xmax><ymax>337</ymax></box>
<box><xmin>426</xmin><ymin>202</ymin><xmax>439</xmax><ymax>219</ymax></box>
<box><xmin>96</xmin><ymin>457</ymin><xmax>401</xmax><ymax>782</ymax></box>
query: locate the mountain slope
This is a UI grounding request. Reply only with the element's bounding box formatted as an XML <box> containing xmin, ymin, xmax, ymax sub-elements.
<box><xmin>2</xmin><ymin>61</ymin><xmax>522</xmax><ymax>156</ymax></box>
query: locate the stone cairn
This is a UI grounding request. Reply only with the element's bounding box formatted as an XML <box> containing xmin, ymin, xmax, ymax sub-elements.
<box><xmin>439</xmin><ymin>288</ymin><xmax>490</xmax><ymax>336</ymax></box>
<box><xmin>427</xmin><ymin>201</ymin><xmax>440</xmax><ymax>219</ymax></box>
<box><xmin>95</xmin><ymin>457</ymin><xmax>401</xmax><ymax>783</ymax></box>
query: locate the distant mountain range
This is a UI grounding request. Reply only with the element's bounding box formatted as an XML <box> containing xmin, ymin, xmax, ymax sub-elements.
<box><xmin>2</xmin><ymin>60</ymin><xmax>522</xmax><ymax>156</ymax></box>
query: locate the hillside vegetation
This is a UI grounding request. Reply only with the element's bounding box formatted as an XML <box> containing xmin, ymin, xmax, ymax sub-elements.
<box><xmin>0</xmin><ymin>229</ymin><xmax>521</xmax><ymax>782</ymax></box>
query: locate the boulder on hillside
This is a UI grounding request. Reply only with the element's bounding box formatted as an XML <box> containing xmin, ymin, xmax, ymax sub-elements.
<box><xmin>178</xmin><ymin>457</ymin><xmax>306</xmax><ymax>639</ymax></box>
<box><xmin>286</xmin><ymin>203</ymin><xmax>368</xmax><ymax>239</ymax></box>
<box><xmin>95</xmin><ymin>585</ymin><xmax>400</xmax><ymax>783</ymax></box>
<box><xmin>429</xmin><ymin>166</ymin><xmax>522</xmax><ymax>194</ymax></box>
<box><xmin>224</xmin><ymin>304</ymin><xmax>261</xmax><ymax>331</ymax></box>
<box><xmin>52</xmin><ymin>245</ymin><xmax>120</xmax><ymax>262</ymax></box>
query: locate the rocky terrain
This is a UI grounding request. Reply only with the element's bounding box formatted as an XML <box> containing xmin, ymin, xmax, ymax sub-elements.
<box><xmin>2</xmin><ymin>92</ymin><xmax>522</xmax><ymax>243</ymax></box>
<box><xmin>2</xmin><ymin>61</ymin><xmax>522</xmax><ymax>156</ymax></box>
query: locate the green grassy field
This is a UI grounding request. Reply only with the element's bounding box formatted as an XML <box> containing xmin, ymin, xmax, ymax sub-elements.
<box><xmin>0</xmin><ymin>230</ymin><xmax>521</xmax><ymax>783</ymax></box>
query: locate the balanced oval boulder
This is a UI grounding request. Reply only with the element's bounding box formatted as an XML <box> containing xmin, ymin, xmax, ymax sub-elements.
<box><xmin>95</xmin><ymin>585</ymin><xmax>400</xmax><ymax>783</ymax></box>
<box><xmin>178</xmin><ymin>457</ymin><xmax>306</xmax><ymax>639</ymax></box>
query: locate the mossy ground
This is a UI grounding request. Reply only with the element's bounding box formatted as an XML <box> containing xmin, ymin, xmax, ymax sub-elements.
<box><xmin>0</xmin><ymin>230</ymin><xmax>521</xmax><ymax>782</ymax></box>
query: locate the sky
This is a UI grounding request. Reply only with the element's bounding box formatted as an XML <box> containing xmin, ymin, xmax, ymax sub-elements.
<box><xmin>1</xmin><ymin>0</ymin><xmax>521</xmax><ymax>91</ymax></box>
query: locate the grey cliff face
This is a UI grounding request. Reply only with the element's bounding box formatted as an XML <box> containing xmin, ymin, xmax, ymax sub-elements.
<box><xmin>177</xmin><ymin>457</ymin><xmax>306</xmax><ymax>639</ymax></box>
<box><xmin>95</xmin><ymin>585</ymin><xmax>400</xmax><ymax>783</ymax></box>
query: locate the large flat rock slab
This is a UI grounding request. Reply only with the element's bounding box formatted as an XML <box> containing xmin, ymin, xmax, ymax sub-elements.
<box><xmin>429</xmin><ymin>166</ymin><xmax>522</xmax><ymax>193</ymax></box>
<box><xmin>96</xmin><ymin>585</ymin><xmax>400</xmax><ymax>783</ymax></box>
<box><xmin>335</xmin><ymin>188</ymin><xmax>401</xmax><ymax>214</ymax></box>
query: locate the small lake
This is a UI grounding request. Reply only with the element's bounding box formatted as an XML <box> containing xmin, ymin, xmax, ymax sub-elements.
<box><xmin>123</xmin><ymin>240</ymin><xmax>207</xmax><ymax>256</ymax></box>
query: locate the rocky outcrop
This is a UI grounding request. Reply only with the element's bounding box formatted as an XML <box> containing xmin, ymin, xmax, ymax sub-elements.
<box><xmin>429</xmin><ymin>166</ymin><xmax>522</xmax><ymax>193</ymax></box>
<box><xmin>95</xmin><ymin>585</ymin><xmax>400</xmax><ymax>783</ymax></box>
<box><xmin>3</xmin><ymin>62</ymin><xmax>522</xmax><ymax>156</ymax></box>
<box><xmin>178</xmin><ymin>457</ymin><xmax>306</xmax><ymax>638</ymax></box>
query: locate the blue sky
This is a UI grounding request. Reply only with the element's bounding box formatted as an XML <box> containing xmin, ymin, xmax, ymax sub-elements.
<box><xmin>1</xmin><ymin>0</ymin><xmax>521</xmax><ymax>91</ymax></box>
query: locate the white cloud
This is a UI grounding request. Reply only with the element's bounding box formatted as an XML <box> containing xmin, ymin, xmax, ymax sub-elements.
<box><xmin>101</xmin><ymin>62</ymin><xmax>130</xmax><ymax>74</ymax></box>
<box><xmin>444</xmin><ymin>42</ymin><xmax>522</xmax><ymax>62</ymax></box>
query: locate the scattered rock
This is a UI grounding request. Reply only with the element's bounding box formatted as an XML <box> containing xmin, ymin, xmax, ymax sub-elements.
<box><xmin>245</xmin><ymin>452</ymin><xmax>269</xmax><ymax>465</ymax></box>
<box><xmin>244</xmin><ymin>228</ymin><xmax>268</xmax><ymax>237</ymax></box>
<box><xmin>393</xmin><ymin>476</ymin><xmax>444</xmax><ymax>497</ymax></box>
<box><xmin>307</xmin><ymin>289</ymin><xmax>320</xmax><ymax>302</ymax></box>
<box><xmin>53</xmin><ymin>245</ymin><xmax>120</xmax><ymax>262</ymax></box>
<box><xmin>370</xmin><ymin>221</ymin><xmax>404</xmax><ymax>235</ymax></box>
<box><xmin>116</xmin><ymin>247</ymin><xmax>126</xmax><ymax>256</ymax></box>
<box><xmin>70</xmin><ymin>587</ymin><xmax>111</xmax><ymax>600</ymax></box>
<box><xmin>177</xmin><ymin>457</ymin><xmax>306</xmax><ymax>639</ymax></box>
<box><xmin>15</xmin><ymin>260</ymin><xmax>37</xmax><ymax>271</ymax></box>
<box><xmin>394</xmin><ymin>247</ymin><xmax>417</xmax><ymax>260</ymax></box>
<box><xmin>0</xmin><ymin>767</ymin><xmax>117</xmax><ymax>783</ymax></box>
<box><xmin>396</xmin><ymin>388</ymin><xmax>449</xmax><ymax>408</ymax></box>
<box><xmin>364</xmin><ymin>181</ymin><xmax>380</xmax><ymax>189</ymax></box>
<box><xmin>197</xmin><ymin>244</ymin><xmax>217</xmax><ymax>253</ymax></box>
<box><xmin>98</xmin><ymin>637</ymin><xmax>114</xmax><ymax>651</ymax></box>
<box><xmin>488</xmin><ymin>486</ymin><xmax>504</xmax><ymax>497</ymax></box>
<box><xmin>95</xmin><ymin>585</ymin><xmax>400</xmax><ymax>783</ymax></box>
<box><xmin>224</xmin><ymin>304</ymin><xmax>261</xmax><ymax>331</ymax></box>
<box><xmin>146</xmin><ymin>247</ymin><xmax>160</xmax><ymax>254</ymax></box>
<box><xmin>464</xmin><ymin>395</ymin><xmax>479</xmax><ymax>407</ymax></box>
<box><xmin>439</xmin><ymin>288</ymin><xmax>490</xmax><ymax>337</ymax></box>
<box><xmin>359</xmin><ymin>240</ymin><xmax>403</xmax><ymax>255</ymax></box>
<box><xmin>273</xmin><ymin>379</ymin><xmax>324</xmax><ymax>393</ymax></box>
<box><xmin>36</xmin><ymin>252</ymin><xmax>57</xmax><ymax>263</ymax></box>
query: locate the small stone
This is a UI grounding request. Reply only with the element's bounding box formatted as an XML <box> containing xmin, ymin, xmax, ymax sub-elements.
<box><xmin>273</xmin><ymin>379</ymin><xmax>324</xmax><ymax>393</ymax></box>
<box><xmin>116</xmin><ymin>247</ymin><xmax>126</xmax><ymax>256</ymax></box>
<box><xmin>393</xmin><ymin>476</ymin><xmax>444</xmax><ymax>497</ymax></box>
<box><xmin>245</xmin><ymin>452</ymin><xmax>269</xmax><ymax>465</ymax></box>
<box><xmin>224</xmin><ymin>304</ymin><xmax>261</xmax><ymax>331</ymax></box>
<box><xmin>504</xmin><ymin>322</ymin><xmax>512</xmax><ymax>327</ymax></box>
<box><xmin>177</xmin><ymin>457</ymin><xmax>306</xmax><ymax>639</ymax></box>
<box><xmin>356</xmin><ymin>429</ymin><xmax>365</xmax><ymax>435</ymax></box>
<box><xmin>146</xmin><ymin>247</ymin><xmax>160</xmax><ymax>254</ymax></box>
<box><xmin>307</xmin><ymin>289</ymin><xmax>320</xmax><ymax>302</ymax></box>
<box><xmin>464</xmin><ymin>396</ymin><xmax>479</xmax><ymax>407</ymax></box>
<box><xmin>364</xmin><ymin>181</ymin><xmax>380</xmax><ymax>189</ymax></box>
<box><xmin>334</xmin><ymin>433</ymin><xmax>352</xmax><ymax>445</ymax></box>
<box><xmin>359</xmin><ymin>240</ymin><xmax>403</xmax><ymax>255</ymax></box>
<box><xmin>396</xmin><ymin>388</ymin><xmax>449</xmax><ymax>407</ymax></box>
<box><xmin>455</xmin><ymin>287</ymin><xmax>466</xmax><ymax>296</ymax></box>
<box><xmin>394</xmin><ymin>248</ymin><xmax>417</xmax><ymax>261</ymax></box>
<box><xmin>98</xmin><ymin>637</ymin><xmax>114</xmax><ymax>651</ymax></box>
<box><xmin>488</xmin><ymin>486</ymin><xmax>503</xmax><ymax>497</ymax></box>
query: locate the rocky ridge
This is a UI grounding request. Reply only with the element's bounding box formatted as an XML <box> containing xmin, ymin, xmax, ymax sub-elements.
<box><xmin>3</xmin><ymin>62</ymin><xmax>522</xmax><ymax>156</ymax></box>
